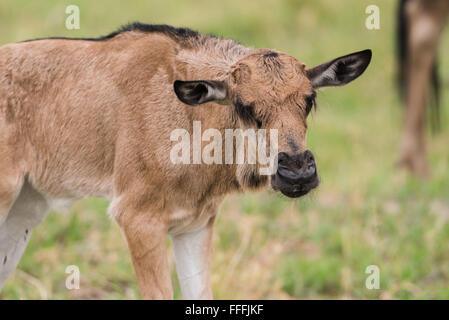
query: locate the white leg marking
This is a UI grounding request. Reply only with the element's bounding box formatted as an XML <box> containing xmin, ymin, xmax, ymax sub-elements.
<box><xmin>171</xmin><ymin>224</ymin><xmax>213</xmax><ymax>300</ymax></box>
<box><xmin>0</xmin><ymin>182</ymin><xmax>49</xmax><ymax>290</ymax></box>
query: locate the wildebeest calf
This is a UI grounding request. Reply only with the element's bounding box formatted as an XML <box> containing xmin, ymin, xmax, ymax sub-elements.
<box><xmin>0</xmin><ymin>22</ymin><xmax>371</xmax><ymax>299</ymax></box>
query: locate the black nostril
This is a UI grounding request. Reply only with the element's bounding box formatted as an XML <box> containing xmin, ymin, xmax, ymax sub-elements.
<box><xmin>303</xmin><ymin>150</ymin><xmax>314</xmax><ymax>162</ymax></box>
<box><xmin>277</xmin><ymin>152</ymin><xmax>289</xmax><ymax>165</ymax></box>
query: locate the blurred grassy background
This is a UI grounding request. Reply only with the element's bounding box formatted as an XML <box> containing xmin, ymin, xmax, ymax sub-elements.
<box><xmin>1</xmin><ymin>0</ymin><xmax>449</xmax><ymax>299</ymax></box>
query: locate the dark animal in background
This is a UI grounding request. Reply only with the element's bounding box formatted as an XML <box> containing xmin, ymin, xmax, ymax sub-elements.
<box><xmin>397</xmin><ymin>0</ymin><xmax>449</xmax><ymax>177</ymax></box>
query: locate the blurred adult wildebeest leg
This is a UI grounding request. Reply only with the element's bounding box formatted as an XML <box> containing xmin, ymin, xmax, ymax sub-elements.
<box><xmin>398</xmin><ymin>0</ymin><xmax>449</xmax><ymax>177</ymax></box>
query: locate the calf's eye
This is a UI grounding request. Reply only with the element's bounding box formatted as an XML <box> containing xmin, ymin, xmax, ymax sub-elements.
<box><xmin>304</xmin><ymin>94</ymin><xmax>316</xmax><ymax>115</ymax></box>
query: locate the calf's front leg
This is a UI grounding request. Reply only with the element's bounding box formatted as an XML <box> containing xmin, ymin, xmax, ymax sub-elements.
<box><xmin>116</xmin><ymin>208</ymin><xmax>173</xmax><ymax>299</ymax></box>
<box><xmin>171</xmin><ymin>217</ymin><xmax>215</xmax><ymax>300</ymax></box>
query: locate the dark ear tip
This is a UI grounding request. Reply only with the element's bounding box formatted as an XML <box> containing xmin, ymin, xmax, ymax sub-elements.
<box><xmin>361</xmin><ymin>49</ymin><xmax>372</xmax><ymax>62</ymax></box>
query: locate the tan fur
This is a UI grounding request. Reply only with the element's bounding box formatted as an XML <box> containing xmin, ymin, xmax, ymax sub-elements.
<box><xmin>0</xmin><ymin>28</ymin><xmax>316</xmax><ymax>299</ymax></box>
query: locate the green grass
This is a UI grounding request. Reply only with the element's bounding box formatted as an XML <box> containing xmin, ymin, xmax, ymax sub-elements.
<box><xmin>1</xmin><ymin>0</ymin><xmax>449</xmax><ymax>299</ymax></box>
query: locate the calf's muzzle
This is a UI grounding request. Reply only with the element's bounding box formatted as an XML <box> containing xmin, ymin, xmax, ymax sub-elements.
<box><xmin>271</xmin><ymin>150</ymin><xmax>319</xmax><ymax>198</ymax></box>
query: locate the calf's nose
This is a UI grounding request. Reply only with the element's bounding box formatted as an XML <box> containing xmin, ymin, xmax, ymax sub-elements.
<box><xmin>276</xmin><ymin>150</ymin><xmax>316</xmax><ymax>183</ymax></box>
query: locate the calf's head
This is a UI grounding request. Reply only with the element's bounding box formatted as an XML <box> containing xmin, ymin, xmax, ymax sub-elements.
<box><xmin>174</xmin><ymin>49</ymin><xmax>371</xmax><ymax>198</ymax></box>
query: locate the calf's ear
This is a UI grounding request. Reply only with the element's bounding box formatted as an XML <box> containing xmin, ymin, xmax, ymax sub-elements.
<box><xmin>174</xmin><ymin>80</ymin><xmax>228</xmax><ymax>106</ymax></box>
<box><xmin>306</xmin><ymin>49</ymin><xmax>372</xmax><ymax>89</ymax></box>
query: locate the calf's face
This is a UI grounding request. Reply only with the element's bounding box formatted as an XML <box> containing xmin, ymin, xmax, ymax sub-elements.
<box><xmin>174</xmin><ymin>49</ymin><xmax>371</xmax><ymax>198</ymax></box>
